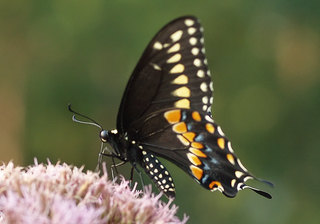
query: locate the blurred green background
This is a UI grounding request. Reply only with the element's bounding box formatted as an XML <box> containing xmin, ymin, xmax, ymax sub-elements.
<box><xmin>1</xmin><ymin>1</ymin><xmax>320</xmax><ymax>223</ymax></box>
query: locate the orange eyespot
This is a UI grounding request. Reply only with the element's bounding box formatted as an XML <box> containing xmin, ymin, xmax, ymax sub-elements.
<box><xmin>209</xmin><ymin>181</ymin><xmax>222</xmax><ymax>190</ymax></box>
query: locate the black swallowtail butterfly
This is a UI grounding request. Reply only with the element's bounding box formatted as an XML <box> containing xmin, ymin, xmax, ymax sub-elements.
<box><xmin>74</xmin><ymin>16</ymin><xmax>273</xmax><ymax>199</ymax></box>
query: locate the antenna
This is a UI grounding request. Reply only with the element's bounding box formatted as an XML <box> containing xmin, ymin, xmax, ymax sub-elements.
<box><xmin>69</xmin><ymin>104</ymin><xmax>112</xmax><ymax>173</ymax></box>
<box><xmin>68</xmin><ymin>104</ymin><xmax>103</xmax><ymax>130</ymax></box>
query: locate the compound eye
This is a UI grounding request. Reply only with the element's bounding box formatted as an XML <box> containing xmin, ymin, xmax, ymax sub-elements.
<box><xmin>100</xmin><ymin>130</ymin><xmax>109</xmax><ymax>142</ymax></box>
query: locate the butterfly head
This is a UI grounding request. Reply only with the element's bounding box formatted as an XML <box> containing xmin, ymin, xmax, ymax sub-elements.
<box><xmin>99</xmin><ymin>129</ymin><xmax>120</xmax><ymax>145</ymax></box>
<box><xmin>99</xmin><ymin>130</ymin><xmax>109</xmax><ymax>143</ymax></box>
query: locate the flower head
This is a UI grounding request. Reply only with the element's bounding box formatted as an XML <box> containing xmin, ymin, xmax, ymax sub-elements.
<box><xmin>0</xmin><ymin>160</ymin><xmax>188</xmax><ymax>224</ymax></box>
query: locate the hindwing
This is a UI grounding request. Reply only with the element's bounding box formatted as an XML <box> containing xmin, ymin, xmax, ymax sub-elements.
<box><xmin>129</xmin><ymin>109</ymin><xmax>272</xmax><ymax>198</ymax></box>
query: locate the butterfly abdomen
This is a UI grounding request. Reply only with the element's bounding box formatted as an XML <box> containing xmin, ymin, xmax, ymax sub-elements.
<box><xmin>140</xmin><ymin>150</ymin><xmax>176</xmax><ymax>198</ymax></box>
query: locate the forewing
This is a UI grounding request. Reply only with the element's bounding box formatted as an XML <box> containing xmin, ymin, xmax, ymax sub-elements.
<box><xmin>117</xmin><ymin>16</ymin><xmax>213</xmax><ymax>133</ymax></box>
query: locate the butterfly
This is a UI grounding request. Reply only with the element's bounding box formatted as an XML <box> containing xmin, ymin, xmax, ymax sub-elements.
<box><xmin>73</xmin><ymin>16</ymin><xmax>273</xmax><ymax>199</ymax></box>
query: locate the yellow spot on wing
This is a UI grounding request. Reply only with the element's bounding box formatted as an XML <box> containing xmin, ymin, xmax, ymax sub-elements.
<box><xmin>171</xmin><ymin>74</ymin><xmax>188</xmax><ymax>84</ymax></box>
<box><xmin>190</xmin><ymin>165</ymin><xmax>203</xmax><ymax>180</ymax></box>
<box><xmin>174</xmin><ymin>99</ymin><xmax>190</xmax><ymax>108</ymax></box>
<box><xmin>167</xmin><ymin>53</ymin><xmax>181</xmax><ymax>63</ymax></box>
<box><xmin>164</xmin><ymin>110</ymin><xmax>181</xmax><ymax>124</ymax></box>
<box><xmin>169</xmin><ymin>64</ymin><xmax>185</xmax><ymax>74</ymax></box>
<box><xmin>170</xmin><ymin>30</ymin><xmax>183</xmax><ymax>42</ymax></box>
<box><xmin>167</xmin><ymin>43</ymin><xmax>180</xmax><ymax>53</ymax></box>
<box><xmin>192</xmin><ymin>111</ymin><xmax>201</xmax><ymax>122</ymax></box>
<box><xmin>171</xmin><ymin>87</ymin><xmax>190</xmax><ymax>97</ymax></box>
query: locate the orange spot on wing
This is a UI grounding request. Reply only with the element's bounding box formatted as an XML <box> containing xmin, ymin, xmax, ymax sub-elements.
<box><xmin>187</xmin><ymin>153</ymin><xmax>202</xmax><ymax>166</ymax></box>
<box><xmin>177</xmin><ymin>135</ymin><xmax>190</xmax><ymax>146</ymax></box>
<box><xmin>209</xmin><ymin>181</ymin><xmax>222</xmax><ymax>190</ymax></box>
<box><xmin>164</xmin><ymin>110</ymin><xmax>181</xmax><ymax>124</ymax></box>
<box><xmin>205</xmin><ymin>123</ymin><xmax>215</xmax><ymax>134</ymax></box>
<box><xmin>172</xmin><ymin>122</ymin><xmax>187</xmax><ymax>133</ymax></box>
<box><xmin>190</xmin><ymin>165</ymin><xmax>203</xmax><ymax>180</ymax></box>
<box><xmin>226</xmin><ymin>153</ymin><xmax>235</xmax><ymax>165</ymax></box>
<box><xmin>191</xmin><ymin>142</ymin><xmax>204</xmax><ymax>149</ymax></box>
<box><xmin>182</xmin><ymin>132</ymin><xmax>196</xmax><ymax>142</ymax></box>
<box><xmin>192</xmin><ymin>111</ymin><xmax>201</xmax><ymax>121</ymax></box>
<box><xmin>189</xmin><ymin>147</ymin><xmax>207</xmax><ymax>158</ymax></box>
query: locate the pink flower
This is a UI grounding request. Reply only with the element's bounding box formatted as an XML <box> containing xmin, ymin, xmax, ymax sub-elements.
<box><xmin>0</xmin><ymin>160</ymin><xmax>188</xmax><ymax>224</ymax></box>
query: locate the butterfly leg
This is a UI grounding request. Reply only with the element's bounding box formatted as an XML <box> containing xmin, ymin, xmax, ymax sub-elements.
<box><xmin>128</xmin><ymin>163</ymin><xmax>146</xmax><ymax>193</ymax></box>
<box><xmin>97</xmin><ymin>144</ymin><xmax>128</xmax><ymax>180</ymax></box>
<box><xmin>95</xmin><ymin>143</ymin><xmax>112</xmax><ymax>172</ymax></box>
<box><xmin>110</xmin><ymin>160</ymin><xmax>126</xmax><ymax>180</ymax></box>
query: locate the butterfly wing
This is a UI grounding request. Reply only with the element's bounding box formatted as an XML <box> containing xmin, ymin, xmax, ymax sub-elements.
<box><xmin>114</xmin><ymin>16</ymin><xmax>272</xmax><ymax>198</ymax></box>
<box><xmin>117</xmin><ymin>16</ymin><xmax>213</xmax><ymax>133</ymax></box>
<box><xmin>130</xmin><ymin>109</ymin><xmax>272</xmax><ymax>198</ymax></box>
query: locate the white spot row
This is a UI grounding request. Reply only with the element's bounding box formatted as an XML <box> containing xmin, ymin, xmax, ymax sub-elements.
<box><xmin>194</xmin><ymin>58</ymin><xmax>202</xmax><ymax>67</ymax></box>
<box><xmin>184</xmin><ymin>19</ymin><xmax>195</xmax><ymax>27</ymax></box>
<box><xmin>189</xmin><ymin>37</ymin><xmax>197</xmax><ymax>45</ymax></box>
<box><xmin>205</xmin><ymin>115</ymin><xmax>214</xmax><ymax>123</ymax></box>
<box><xmin>217</xmin><ymin>126</ymin><xmax>225</xmax><ymax>136</ymax></box>
<box><xmin>202</xmin><ymin>96</ymin><xmax>208</xmax><ymax>104</ymax></box>
<box><xmin>200</xmin><ymin>82</ymin><xmax>208</xmax><ymax>92</ymax></box>
<box><xmin>197</xmin><ymin>70</ymin><xmax>205</xmax><ymax>78</ymax></box>
<box><xmin>202</xmin><ymin>105</ymin><xmax>208</xmax><ymax>111</ymax></box>
<box><xmin>188</xmin><ymin>27</ymin><xmax>196</xmax><ymax>35</ymax></box>
<box><xmin>192</xmin><ymin>47</ymin><xmax>199</xmax><ymax>56</ymax></box>
<box><xmin>228</xmin><ymin>142</ymin><xmax>234</xmax><ymax>153</ymax></box>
